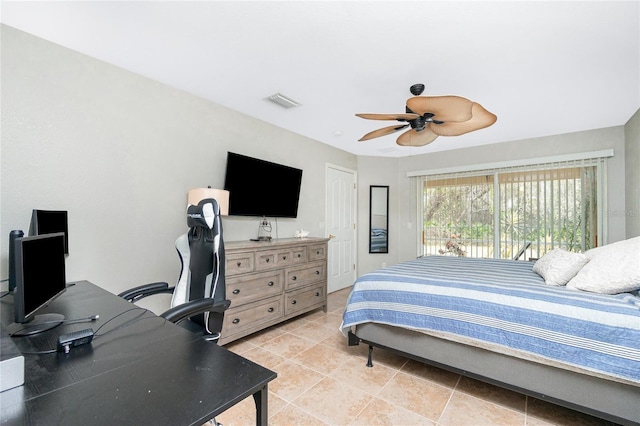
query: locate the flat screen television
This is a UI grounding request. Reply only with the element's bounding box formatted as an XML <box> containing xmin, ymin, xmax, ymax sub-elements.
<box><xmin>29</xmin><ymin>209</ymin><xmax>69</xmax><ymax>254</ymax></box>
<box><xmin>224</xmin><ymin>152</ymin><xmax>303</xmax><ymax>218</ymax></box>
<box><xmin>9</xmin><ymin>232</ymin><xmax>67</xmax><ymax>337</ymax></box>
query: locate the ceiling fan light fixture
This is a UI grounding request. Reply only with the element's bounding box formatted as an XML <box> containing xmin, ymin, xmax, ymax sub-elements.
<box><xmin>267</xmin><ymin>92</ymin><xmax>302</xmax><ymax>109</ymax></box>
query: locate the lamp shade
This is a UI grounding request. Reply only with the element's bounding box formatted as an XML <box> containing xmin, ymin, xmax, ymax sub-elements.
<box><xmin>187</xmin><ymin>187</ymin><xmax>230</xmax><ymax>216</ymax></box>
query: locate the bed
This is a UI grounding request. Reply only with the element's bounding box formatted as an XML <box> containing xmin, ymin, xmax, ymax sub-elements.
<box><xmin>341</xmin><ymin>238</ymin><xmax>640</xmax><ymax>425</ymax></box>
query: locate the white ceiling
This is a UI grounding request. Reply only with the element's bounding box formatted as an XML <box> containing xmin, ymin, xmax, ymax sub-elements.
<box><xmin>2</xmin><ymin>1</ymin><xmax>639</xmax><ymax>157</ymax></box>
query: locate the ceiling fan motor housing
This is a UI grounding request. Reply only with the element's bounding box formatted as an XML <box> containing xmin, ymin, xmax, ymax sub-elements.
<box><xmin>411</xmin><ymin>116</ymin><xmax>426</xmax><ymax>131</ymax></box>
<box><xmin>410</xmin><ymin>84</ymin><xmax>425</xmax><ymax>96</ymax></box>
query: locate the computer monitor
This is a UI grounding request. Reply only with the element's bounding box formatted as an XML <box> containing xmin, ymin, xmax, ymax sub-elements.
<box><xmin>9</xmin><ymin>232</ymin><xmax>67</xmax><ymax>337</ymax></box>
<box><xmin>29</xmin><ymin>209</ymin><xmax>69</xmax><ymax>254</ymax></box>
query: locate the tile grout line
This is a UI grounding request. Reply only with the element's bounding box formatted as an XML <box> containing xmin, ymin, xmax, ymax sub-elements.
<box><xmin>227</xmin><ymin>290</ymin><xmax>608</xmax><ymax>426</ymax></box>
<box><xmin>435</xmin><ymin>374</ymin><xmax>461</xmax><ymax>425</ymax></box>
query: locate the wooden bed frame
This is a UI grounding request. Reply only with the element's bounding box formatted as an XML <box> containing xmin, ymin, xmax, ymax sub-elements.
<box><xmin>348</xmin><ymin>323</ymin><xmax>640</xmax><ymax>426</ymax></box>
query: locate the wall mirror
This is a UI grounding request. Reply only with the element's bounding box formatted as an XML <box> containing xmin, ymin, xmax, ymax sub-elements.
<box><xmin>369</xmin><ymin>185</ymin><xmax>389</xmax><ymax>253</ymax></box>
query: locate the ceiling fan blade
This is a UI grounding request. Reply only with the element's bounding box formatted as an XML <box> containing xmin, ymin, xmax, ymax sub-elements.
<box><xmin>406</xmin><ymin>96</ymin><xmax>473</xmax><ymax>122</ymax></box>
<box><xmin>359</xmin><ymin>124</ymin><xmax>410</xmax><ymax>141</ymax></box>
<box><xmin>396</xmin><ymin>126</ymin><xmax>439</xmax><ymax>147</ymax></box>
<box><xmin>356</xmin><ymin>113</ymin><xmax>420</xmax><ymax>121</ymax></box>
<box><xmin>430</xmin><ymin>103</ymin><xmax>497</xmax><ymax>136</ymax></box>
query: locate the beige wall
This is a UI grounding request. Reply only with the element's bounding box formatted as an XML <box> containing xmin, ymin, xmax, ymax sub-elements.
<box><xmin>0</xmin><ymin>25</ymin><xmax>356</xmax><ymax>295</ymax></box>
<box><xmin>624</xmin><ymin>108</ymin><xmax>640</xmax><ymax>238</ymax></box>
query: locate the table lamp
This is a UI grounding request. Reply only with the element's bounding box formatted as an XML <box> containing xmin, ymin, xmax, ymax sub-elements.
<box><xmin>187</xmin><ymin>187</ymin><xmax>229</xmax><ymax>216</ymax></box>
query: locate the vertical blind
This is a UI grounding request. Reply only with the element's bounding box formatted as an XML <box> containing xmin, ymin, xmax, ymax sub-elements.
<box><xmin>419</xmin><ymin>158</ymin><xmax>603</xmax><ymax>259</ymax></box>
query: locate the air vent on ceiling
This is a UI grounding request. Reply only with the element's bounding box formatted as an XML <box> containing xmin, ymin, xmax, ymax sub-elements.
<box><xmin>267</xmin><ymin>92</ymin><xmax>302</xmax><ymax>109</ymax></box>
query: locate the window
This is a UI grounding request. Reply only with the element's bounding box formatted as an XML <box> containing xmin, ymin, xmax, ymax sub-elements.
<box><xmin>419</xmin><ymin>159</ymin><xmax>604</xmax><ymax>260</ymax></box>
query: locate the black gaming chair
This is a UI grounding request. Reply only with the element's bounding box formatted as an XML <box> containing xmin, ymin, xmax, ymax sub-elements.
<box><xmin>119</xmin><ymin>198</ymin><xmax>231</xmax><ymax>341</ymax></box>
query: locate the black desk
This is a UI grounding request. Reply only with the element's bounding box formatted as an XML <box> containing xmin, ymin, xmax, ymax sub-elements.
<box><xmin>0</xmin><ymin>281</ymin><xmax>276</xmax><ymax>425</ymax></box>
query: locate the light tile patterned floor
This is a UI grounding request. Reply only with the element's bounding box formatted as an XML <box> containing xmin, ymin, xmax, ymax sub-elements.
<box><xmin>216</xmin><ymin>288</ymin><xmax>617</xmax><ymax>426</ymax></box>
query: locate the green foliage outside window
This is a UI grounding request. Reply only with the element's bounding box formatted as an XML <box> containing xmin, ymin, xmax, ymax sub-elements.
<box><xmin>421</xmin><ymin>166</ymin><xmax>597</xmax><ymax>259</ymax></box>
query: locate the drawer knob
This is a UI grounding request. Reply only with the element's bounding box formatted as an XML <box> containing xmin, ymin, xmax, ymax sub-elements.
<box><xmin>297</xmin><ymin>254</ymin><xmax>301</xmax><ymax>258</ymax></box>
<box><xmin>282</xmin><ymin>255</ymin><xmax>287</xmax><ymax>260</ymax></box>
<box><xmin>316</xmin><ymin>250</ymin><xmax>320</xmax><ymax>254</ymax></box>
<box><xmin>232</xmin><ymin>318</ymin><xmax>240</xmax><ymax>324</ymax></box>
<box><xmin>315</xmin><ymin>292</ymin><xmax>320</xmax><ymax>297</ymax></box>
<box><xmin>232</xmin><ymin>289</ymin><xmax>240</xmax><ymax>295</ymax></box>
<box><xmin>266</xmin><ymin>258</ymin><xmax>270</xmax><ymax>263</ymax></box>
<box><xmin>291</xmin><ymin>276</ymin><xmax>297</xmax><ymax>281</ymax></box>
<box><xmin>268</xmin><ymin>307</ymin><xmax>274</xmax><ymax>313</ymax></box>
<box><xmin>237</xmin><ymin>262</ymin><xmax>242</xmax><ymax>267</ymax></box>
<box><xmin>315</xmin><ymin>270</ymin><xmax>320</xmax><ymax>275</ymax></box>
<box><xmin>267</xmin><ymin>281</ymin><xmax>274</xmax><ymax>286</ymax></box>
<box><xmin>291</xmin><ymin>300</ymin><xmax>297</xmax><ymax>305</ymax></box>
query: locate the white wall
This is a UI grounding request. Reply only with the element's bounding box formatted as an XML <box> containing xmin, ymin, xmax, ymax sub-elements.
<box><xmin>624</xmin><ymin>108</ymin><xmax>640</xmax><ymax>238</ymax></box>
<box><xmin>2</xmin><ymin>25</ymin><xmax>636</xmax><ymax>290</ymax></box>
<box><xmin>356</xmin><ymin>125</ymin><xmax>629</xmax><ymax>275</ymax></box>
<box><xmin>356</xmin><ymin>156</ymin><xmax>398</xmax><ymax>273</ymax></box>
<box><xmin>0</xmin><ymin>25</ymin><xmax>356</xmax><ymax>295</ymax></box>
<box><xmin>397</xmin><ymin>126</ymin><xmax>627</xmax><ymax>264</ymax></box>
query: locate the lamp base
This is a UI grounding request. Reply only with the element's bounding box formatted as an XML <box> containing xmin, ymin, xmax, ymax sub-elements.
<box><xmin>257</xmin><ymin>217</ymin><xmax>272</xmax><ymax>241</ymax></box>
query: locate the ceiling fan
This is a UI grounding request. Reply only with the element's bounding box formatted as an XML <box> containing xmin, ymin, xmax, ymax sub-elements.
<box><xmin>356</xmin><ymin>84</ymin><xmax>497</xmax><ymax>147</ymax></box>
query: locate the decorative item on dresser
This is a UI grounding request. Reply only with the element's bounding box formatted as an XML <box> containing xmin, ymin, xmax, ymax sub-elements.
<box><xmin>219</xmin><ymin>237</ymin><xmax>329</xmax><ymax>345</ymax></box>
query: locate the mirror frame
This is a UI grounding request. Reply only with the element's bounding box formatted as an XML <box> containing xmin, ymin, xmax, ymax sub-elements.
<box><xmin>369</xmin><ymin>185</ymin><xmax>389</xmax><ymax>253</ymax></box>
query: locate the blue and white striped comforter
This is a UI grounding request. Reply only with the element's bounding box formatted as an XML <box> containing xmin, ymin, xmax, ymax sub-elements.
<box><xmin>340</xmin><ymin>256</ymin><xmax>640</xmax><ymax>384</ymax></box>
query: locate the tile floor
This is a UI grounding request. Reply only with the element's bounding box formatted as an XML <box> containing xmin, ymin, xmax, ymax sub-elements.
<box><xmin>216</xmin><ymin>288</ymin><xmax>616</xmax><ymax>426</ymax></box>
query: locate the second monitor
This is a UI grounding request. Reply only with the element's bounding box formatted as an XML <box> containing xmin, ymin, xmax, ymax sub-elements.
<box><xmin>29</xmin><ymin>209</ymin><xmax>69</xmax><ymax>254</ymax></box>
<box><xmin>9</xmin><ymin>232</ymin><xmax>67</xmax><ymax>337</ymax></box>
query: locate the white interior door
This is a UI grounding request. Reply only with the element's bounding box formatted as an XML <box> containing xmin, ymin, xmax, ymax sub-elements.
<box><xmin>326</xmin><ymin>165</ymin><xmax>357</xmax><ymax>293</ymax></box>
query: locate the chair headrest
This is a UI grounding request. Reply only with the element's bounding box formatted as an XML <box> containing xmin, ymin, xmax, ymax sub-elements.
<box><xmin>186</xmin><ymin>198</ymin><xmax>220</xmax><ymax>230</ymax></box>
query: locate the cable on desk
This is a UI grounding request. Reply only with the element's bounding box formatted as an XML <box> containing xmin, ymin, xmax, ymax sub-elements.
<box><xmin>18</xmin><ymin>308</ymin><xmax>158</xmax><ymax>355</ymax></box>
<box><xmin>88</xmin><ymin>309</ymin><xmax>169</xmax><ymax>352</ymax></box>
<box><xmin>20</xmin><ymin>348</ymin><xmax>58</xmax><ymax>355</ymax></box>
<box><xmin>7</xmin><ymin>315</ymin><xmax>100</xmax><ymax>337</ymax></box>
<box><xmin>16</xmin><ymin>304</ymin><xmax>174</xmax><ymax>356</ymax></box>
<box><xmin>93</xmin><ymin>306</ymin><xmax>162</xmax><ymax>337</ymax></box>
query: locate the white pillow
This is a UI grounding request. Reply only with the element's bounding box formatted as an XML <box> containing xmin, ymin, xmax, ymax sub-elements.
<box><xmin>566</xmin><ymin>236</ymin><xmax>640</xmax><ymax>294</ymax></box>
<box><xmin>532</xmin><ymin>249</ymin><xmax>589</xmax><ymax>286</ymax></box>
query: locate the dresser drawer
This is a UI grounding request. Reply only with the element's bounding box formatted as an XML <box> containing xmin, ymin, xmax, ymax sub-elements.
<box><xmin>285</xmin><ymin>261</ymin><xmax>326</xmax><ymax>289</ymax></box>
<box><xmin>222</xmin><ymin>295</ymin><xmax>283</xmax><ymax>336</ymax></box>
<box><xmin>255</xmin><ymin>249</ymin><xmax>282</xmax><ymax>270</ymax></box>
<box><xmin>308</xmin><ymin>243</ymin><xmax>327</xmax><ymax>261</ymax></box>
<box><xmin>226</xmin><ymin>252</ymin><xmax>255</xmax><ymax>276</ymax></box>
<box><xmin>290</xmin><ymin>246</ymin><xmax>308</xmax><ymax>264</ymax></box>
<box><xmin>226</xmin><ymin>270</ymin><xmax>284</xmax><ymax>305</ymax></box>
<box><xmin>221</xmin><ymin>238</ymin><xmax>329</xmax><ymax>345</ymax></box>
<box><xmin>284</xmin><ymin>284</ymin><xmax>325</xmax><ymax>316</ymax></box>
<box><xmin>256</xmin><ymin>247</ymin><xmax>308</xmax><ymax>270</ymax></box>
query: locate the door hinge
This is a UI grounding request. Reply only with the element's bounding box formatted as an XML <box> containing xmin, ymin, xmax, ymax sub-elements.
<box><xmin>353</xmin><ymin>223</ymin><xmax>356</xmax><ymax>230</ymax></box>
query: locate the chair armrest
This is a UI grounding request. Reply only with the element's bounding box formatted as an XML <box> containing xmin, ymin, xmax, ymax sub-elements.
<box><xmin>117</xmin><ymin>282</ymin><xmax>174</xmax><ymax>302</ymax></box>
<box><xmin>161</xmin><ymin>299</ymin><xmax>231</xmax><ymax>324</ymax></box>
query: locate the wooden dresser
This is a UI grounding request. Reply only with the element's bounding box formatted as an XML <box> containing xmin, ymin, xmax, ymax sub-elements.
<box><xmin>219</xmin><ymin>237</ymin><xmax>329</xmax><ymax>345</ymax></box>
